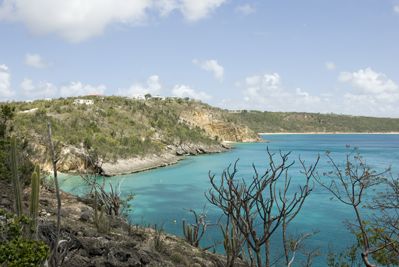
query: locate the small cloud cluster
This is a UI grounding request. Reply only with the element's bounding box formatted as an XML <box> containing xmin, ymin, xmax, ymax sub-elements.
<box><xmin>235</xmin><ymin>4</ymin><xmax>255</xmax><ymax>15</ymax></box>
<box><xmin>20</xmin><ymin>78</ymin><xmax>105</xmax><ymax>99</ymax></box>
<box><xmin>171</xmin><ymin>84</ymin><xmax>211</xmax><ymax>100</ymax></box>
<box><xmin>0</xmin><ymin>64</ymin><xmax>13</xmax><ymax>98</ymax></box>
<box><xmin>118</xmin><ymin>75</ymin><xmax>162</xmax><ymax>97</ymax></box>
<box><xmin>0</xmin><ymin>0</ymin><xmax>227</xmax><ymax>42</ymax></box>
<box><xmin>193</xmin><ymin>59</ymin><xmax>224</xmax><ymax>81</ymax></box>
<box><xmin>394</xmin><ymin>4</ymin><xmax>399</xmax><ymax>14</ymax></box>
<box><xmin>339</xmin><ymin>68</ymin><xmax>398</xmax><ymax>95</ymax></box>
<box><xmin>1</xmin><ymin>64</ymin><xmax>212</xmax><ymax>102</ymax></box>
<box><xmin>242</xmin><ymin>72</ymin><xmax>321</xmax><ymax>112</ymax></box>
<box><xmin>240</xmin><ymin>68</ymin><xmax>399</xmax><ymax>117</ymax></box>
<box><xmin>339</xmin><ymin>68</ymin><xmax>399</xmax><ymax>115</ymax></box>
<box><xmin>25</xmin><ymin>53</ymin><xmax>48</xmax><ymax>68</ymax></box>
<box><xmin>118</xmin><ymin>75</ymin><xmax>211</xmax><ymax>101</ymax></box>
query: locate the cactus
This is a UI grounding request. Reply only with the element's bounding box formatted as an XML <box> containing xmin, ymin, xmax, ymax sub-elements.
<box><xmin>30</xmin><ymin>165</ymin><xmax>40</xmax><ymax>238</ymax></box>
<box><xmin>182</xmin><ymin>219</ymin><xmax>199</xmax><ymax>247</ymax></box>
<box><xmin>10</xmin><ymin>136</ymin><xmax>23</xmax><ymax>217</ymax></box>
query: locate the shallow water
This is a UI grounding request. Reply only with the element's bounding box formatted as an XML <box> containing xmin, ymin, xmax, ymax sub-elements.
<box><xmin>59</xmin><ymin>134</ymin><xmax>399</xmax><ymax>266</ymax></box>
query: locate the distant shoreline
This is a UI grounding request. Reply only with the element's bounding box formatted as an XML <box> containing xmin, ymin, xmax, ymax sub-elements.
<box><xmin>259</xmin><ymin>132</ymin><xmax>399</xmax><ymax>135</ymax></box>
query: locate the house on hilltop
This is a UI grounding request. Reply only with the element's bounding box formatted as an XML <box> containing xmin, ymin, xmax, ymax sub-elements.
<box><xmin>74</xmin><ymin>99</ymin><xmax>94</xmax><ymax>105</ymax></box>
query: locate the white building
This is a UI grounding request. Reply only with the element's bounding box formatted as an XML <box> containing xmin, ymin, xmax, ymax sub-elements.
<box><xmin>131</xmin><ymin>94</ymin><xmax>146</xmax><ymax>100</ymax></box>
<box><xmin>73</xmin><ymin>99</ymin><xmax>94</xmax><ymax>105</ymax></box>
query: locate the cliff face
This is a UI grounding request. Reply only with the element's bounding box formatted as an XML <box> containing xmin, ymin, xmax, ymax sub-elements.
<box><xmin>179</xmin><ymin>108</ymin><xmax>260</xmax><ymax>142</ymax></box>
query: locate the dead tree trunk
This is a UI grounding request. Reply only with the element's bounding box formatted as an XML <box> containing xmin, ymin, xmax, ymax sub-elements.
<box><xmin>47</xmin><ymin>122</ymin><xmax>61</xmax><ymax>267</ymax></box>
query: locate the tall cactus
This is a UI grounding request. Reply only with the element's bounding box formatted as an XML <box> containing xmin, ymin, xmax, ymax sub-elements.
<box><xmin>10</xmin><ymin>136</ymin><xmax>23</xmax><ymax>217</ymax></box>
<box><xmin>30</xmin><ymin>165</ymin><xmax>40</xmax><ymax>238</ymax></box>
<box><xmin>182</xmin><ymin>219</ymin><xmax>199</xmax><ymax>247</ymax></box>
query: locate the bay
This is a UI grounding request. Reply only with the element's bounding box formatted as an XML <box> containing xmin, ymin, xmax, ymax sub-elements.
<box><xmin>59</xmin><ymin>134</ymin><xmax>399</xmax><ymax>266</ymax></box>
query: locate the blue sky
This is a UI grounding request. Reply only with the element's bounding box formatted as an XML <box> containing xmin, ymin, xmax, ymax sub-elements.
<box><xmin>1</xmin><ymin>0</ymin><xmax>399</xmax><ymax>117</ymax></box>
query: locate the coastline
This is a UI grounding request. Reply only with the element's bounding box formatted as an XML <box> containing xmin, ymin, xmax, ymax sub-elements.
<box><xmin>100</xmin><ymin>143</ymin><xmax>231</xmax><ymax>176</ymax></box>
<box><xmin>100</xmin><ymin>153</ymin><xmax>181</xmax><ymax>176</ymax></box>
<box><xmin>259</xmin><ymin>132</ymin><xmax>399</xmax><ymax>135</ymax></box>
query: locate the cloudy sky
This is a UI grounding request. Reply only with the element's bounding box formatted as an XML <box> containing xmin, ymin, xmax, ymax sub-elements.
<box><xmin>1</xmin><ymin>0</ymin><xmax>399</xmax><ymax>117</ymax></box>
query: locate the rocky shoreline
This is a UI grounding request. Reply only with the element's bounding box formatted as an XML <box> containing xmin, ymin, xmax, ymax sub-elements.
<box><xmin>0</xmin><ymin>179</ymin><xmax>249</xmax><ymax>267</ymax></box>
<box><xmin>100</xmin><ymin>143</ymin><xmax>231</xmax><ymax>176</ymax></box>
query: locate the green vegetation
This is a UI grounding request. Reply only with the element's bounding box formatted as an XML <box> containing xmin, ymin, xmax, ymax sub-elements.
<box><xmin>10</xmin><ymin>136</ymin><xmax>23</xmax><ymax>217</ymax></box>
<box><xmin>0</xmin><ymin>209</ymin><xmax>49</xmax><ymax>266</ymax></box>
<box><xmin>228</xmin><ymin>110</ymin><xmax>399</xmax><ymax>133</ymax></box>
<box><xmin>30</xmin><ymin>165</ymin><xmax>40</xmax><ymax>238</ymax></box>
<box><xmin>12</xmin><ymin>96</ymin><xmax>218</xmax><ymax>161</ymax></box>
<box><xmin>1</xmin><ymin>105</ymin><xmax>34</xmax><ymax>184</ymax></box>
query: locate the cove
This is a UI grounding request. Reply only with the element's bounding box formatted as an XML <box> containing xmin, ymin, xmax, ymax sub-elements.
<box><xmin>59</xmin><ymin>134</ymin><xmax>399</xmax><ymax>266</ymax></box>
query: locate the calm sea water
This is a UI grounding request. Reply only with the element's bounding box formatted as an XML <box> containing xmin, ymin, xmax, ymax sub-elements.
<box><xmin>59</xmin><ymin>134</ymin><xmax>399</xmax><ymax>266</ymax></box>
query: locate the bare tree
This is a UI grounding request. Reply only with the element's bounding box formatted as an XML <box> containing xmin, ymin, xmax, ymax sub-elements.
<box><xmin>206</xmin><ymin>149</ymin><xmax>319</xmax><ymax>267</ymax></box>
<box><xmin>366</xmin><ymin>174</ymin><xmax>399</xmax><ymax>265</ymax></box>
<box><xmin>313</xmin><ymin>150</ymin><xmax>389</xmax><ymax>267</ymax></box>
<box><xmin>279</xmin><ymin>156</ymin><xmax>319</xmax><ymax>266</ymax></box>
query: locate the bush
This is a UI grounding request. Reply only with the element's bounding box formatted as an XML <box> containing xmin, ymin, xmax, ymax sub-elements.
<box><xmin>0</xmin><ymin>209</ymin><xmax>49</xmax><ymax>266</ymax></box>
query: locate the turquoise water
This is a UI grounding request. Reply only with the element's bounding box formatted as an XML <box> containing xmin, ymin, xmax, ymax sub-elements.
<box><xmin>59</xmin><ymin>134</ymin><xmax>399</xmax><ymax>265</ymax></box>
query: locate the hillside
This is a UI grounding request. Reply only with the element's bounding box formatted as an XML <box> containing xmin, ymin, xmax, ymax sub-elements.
<box><xmin>10</xmin><ymin>96</ymin><xmax>259</xmax><ymax>174</ymax></box>
<box><xmin>227</xmin><ymin>110</ymin><xmax>399</xmax><ymax>133</ymax></box>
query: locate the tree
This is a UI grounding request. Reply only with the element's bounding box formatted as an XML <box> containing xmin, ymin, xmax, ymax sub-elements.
<box><xmin>0</xmin><ymin>104</ymin><xmax>15</xmax><ymax>139</ymax></box>
<box><xmin>206</xmin><ymin>149</ymin><xmax>319</xmax><ymax>267</ymax></box>
<box><xmin>313</xmin><ymin>149</ymin><xmax>397</xmax><ymax>267</ymax></box>
<box><xmin>366</xmin><ymin>175</ymin><xmax>399</xmax><ymax>265</ymax></box>
<box><xmin>0</xmin><ymin>105</ymin><xmax>15</xmax><ymax>180</ymax></box>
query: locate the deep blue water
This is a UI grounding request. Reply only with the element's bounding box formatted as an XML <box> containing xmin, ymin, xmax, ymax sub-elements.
<box><xmin>59</xmin><ymin>134</ymin><xmax>399</xmax><ymax>266</ymax></box>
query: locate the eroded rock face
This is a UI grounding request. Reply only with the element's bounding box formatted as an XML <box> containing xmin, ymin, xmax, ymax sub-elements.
<box><xmin>30</xmin><ymin>143</ymin><xmax>88</xmax><ymax>173</ymax></box>
<box><xmin>179</xmin><ymin>109</ymin><xmax>260</xmax><ymax>142</ymax></box>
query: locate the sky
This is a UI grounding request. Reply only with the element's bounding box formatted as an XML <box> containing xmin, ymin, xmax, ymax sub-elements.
<box><xmin>1</xmin><ymin>0</ymin><xmax>399</xmax><ymax>118</ymax></box>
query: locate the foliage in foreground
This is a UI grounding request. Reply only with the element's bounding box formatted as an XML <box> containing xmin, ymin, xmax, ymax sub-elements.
<box><xmin>316</xmin><ymin>149</ymin><xmax>398</xmax><ymax>267</ymax></box>
<box><xmin>206</xmin><ymin>150</ymin><xmax>319</xmax><ymax>267</ymax></box>
<box><xmin>0</xmin><ymin>209</ymin><xmax>49</xmax><ymax>267</ymax></box>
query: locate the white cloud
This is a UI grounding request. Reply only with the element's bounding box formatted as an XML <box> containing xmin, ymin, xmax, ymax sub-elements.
<box><xmin>325</xmin><ymin>61</ymin><xmax>336</xmax><ymax>71</ymax></box>
<box><xmin>178</xmin><ymin>0</ymin><xmax>226</xmax><ymax>21</ymax></box>
<box><xmin>0</xmin><ymin>0</ymin><xmax>151</xmax><ymax>42</ymax></box>
<box><xmin>242</xmin><ymin>72</ymin><xmax>323</xmax><ymax>112</ymax></box>
<box><xmin>155</xmin><ymin>0</ymin><xmax>179</xmax><ymax>17</ymax></box>
<box><xmin>193</xmin><ymin>59</ymin><xmax>224</xmax><ymax>81</ymax></box>
<box><xmin>0</xmin><ymin>0</ymin><xmax>227</xmax><ymax>42</ymax></box>
<box><xmin>235</xmin><ymin>4</ymin><xmax>255</xmax><ymax>15</ymax></box>
<box><xmin>20</xmin><ymin>78</ymin><xmax>105</xmax><ymax>99</ymax></box>
<box><xmin>119</xmin><ymin>75</ymin><xmax>162</xmax><ymax>97</ymax></box>
<box><xmin>0</xmin><ymin>64</ymin><xmax>14</xmax><ymax>98</ymax></box>
<box><xmin>172</xmin><ymin>84</ymin><xmax>211</xmax><ymax>100</ymax></box>
<box><xmin>60</xmin><ymin>82</ymin><xmax>106</xmax><ymax>97</ymax></box>
<box><xmin>339</xmin><ymin>67</ymin><xmax>398</xmax><ymax>94</ymax></box>
<box><xmin>394</xmin><ymin>4</ymin><xmax>399</xmax><ymax>14</ymax></box>
<box><xmin>25</xmin><ymin>53</ymin><xmax>48</xmax><ymax>68</ymax></box>
<box><xmin>338</xmin><ymin>68</ymin><xmax>399</xmax><ymax>116</ymax></box>
<box><xmin>20</xmin><ymin>78</ymin><xmax>57</xmax><ymax>98</ymax></box>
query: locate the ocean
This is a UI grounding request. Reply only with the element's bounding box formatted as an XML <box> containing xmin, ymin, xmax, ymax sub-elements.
<box><xmin>59</xmin><ymin>134</ymin><xmax>399</xmax><ymax>266</ymax></box>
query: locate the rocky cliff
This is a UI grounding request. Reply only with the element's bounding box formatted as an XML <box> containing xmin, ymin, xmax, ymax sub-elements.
<box><xmin>179</xmin><ymin>107</ymin><xmax>260</xmax><ymax>142</ymax></box>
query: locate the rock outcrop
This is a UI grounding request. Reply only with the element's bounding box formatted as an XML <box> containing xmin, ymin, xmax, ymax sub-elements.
<box><xmin>0</xmin><ymin>182</ymin><xmax>249</xmax><ymax>267</ymax></box>
<box><xmin>179</xmin><ymin>108</ymin><xmax>260</xmax><ymax>142</ymax></box>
